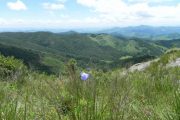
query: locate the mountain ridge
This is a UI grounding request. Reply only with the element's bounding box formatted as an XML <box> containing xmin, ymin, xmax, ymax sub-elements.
<box><xmin>0</xmin><ymin>31</ymin><xmax>179</xmax><ymax>74</ymax></box>
<box><xmin>100</xmin><ymin>25</ymin><xmax>180</xmax><ymax>40</ymax></box>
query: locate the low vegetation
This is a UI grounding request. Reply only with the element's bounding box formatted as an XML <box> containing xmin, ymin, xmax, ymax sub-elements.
<box><xmin>0</xmin><ymin>49</ymin><xmax>179</xmax><ymax>120</ymax></box>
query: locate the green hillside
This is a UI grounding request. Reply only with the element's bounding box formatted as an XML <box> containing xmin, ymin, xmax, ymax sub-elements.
<box><xmin>0</xmin><ymin>32</ymin><xmax>179</xmax><ymax>74</ymax></box>
<box><xmin>156</xmin><ymin>39</ymin><xmax>180</xmax><ymax>48</ymax></box>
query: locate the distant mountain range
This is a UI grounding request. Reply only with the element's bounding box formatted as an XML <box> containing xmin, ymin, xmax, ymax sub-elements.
<box><xmin>0</xmin><ymin>31</ymin><xmax>179</xmax><ymax>74</ymax></box>
<box><xmin>100</xmin><ymin>25</ymin><xmax>180</xmax><ymax>40</ymax></box>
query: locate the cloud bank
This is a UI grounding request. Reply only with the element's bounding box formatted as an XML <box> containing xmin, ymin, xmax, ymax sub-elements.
<box><xmin>7</xmin><ymin>0</ymin><xmax>27</xmax><ymax>11</ymax></box>
<box><xmin>1</xmin><ymin>0</ymin><xmax>180</xmax><ymax>28</ymax></box>
<box><xmin>76</xmin><ymin>0</ymin><xmax>180</xmax><ymax>26</ymax></box>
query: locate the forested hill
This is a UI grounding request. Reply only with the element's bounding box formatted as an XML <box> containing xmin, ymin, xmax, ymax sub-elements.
<box><xmin>0</xmin><ymin>31</ymin><xmax>179</xmax><ymax>74</ymax></box>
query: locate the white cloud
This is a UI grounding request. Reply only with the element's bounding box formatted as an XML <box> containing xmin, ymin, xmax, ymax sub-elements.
<box><xmin>76</xmin><ymin>0</ymin><xmax>180</xmax><ymax>26</ymax></box>
<box><xmin>43</xmin><ymin>0</ymin><xmax>66</xmax><ymax>11</ymax></box>
<box><xmin>0</xmin><ymin>17</ymin><xmax>106</xmax><ymax>28</ymax></box>
<box><xmin>7</xmin><ymin>0</ymin><xmax>27</xmax><ymax>11</ymax></box>
<box><xmin>0</xmin><ymin>18</ymin><xmax>6</xmax><ymax>25</ymax></box>
<box><xmin>43</xmin><ymin>3</ymin><xmax>65</xmax><ymax>10</ymax></box>
<box><xmin>1</xmin><ymin>0</ymin><xmax>180</xmax><ymax>28</ymax></box>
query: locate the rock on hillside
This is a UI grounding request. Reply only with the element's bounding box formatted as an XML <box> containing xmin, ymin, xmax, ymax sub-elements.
<box><xmin>129</xmin><ymin>58</ymin><xmax>159</xmax><ymax>72</ymax></box>
<box><xmin>129</xmin><ymin>61</ymin><xmax>152</xmax><ymax>72</ymax></box>
<box><xmin>129</xmin><ymin>57</ymin><xmax>180</xmax><ymax>72</ymax></box>
<box><xmin>167</xmin><ymin>58</ymin><xmax>180</xmax><ymax>67</ymax></box>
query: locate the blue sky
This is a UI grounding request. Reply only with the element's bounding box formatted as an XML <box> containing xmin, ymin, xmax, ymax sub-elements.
<box><xmin>0</xmin><ymin>0</ymin><xmax>180</xmax><ymax>29</ymax></box>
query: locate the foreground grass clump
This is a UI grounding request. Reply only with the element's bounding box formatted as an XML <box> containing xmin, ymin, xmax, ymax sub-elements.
<box><xmin>0</xmin><ymin>54</ymin><xmax>27</xmax><ymax>81</ymax></box>
<box><xmin>0</xmin><ymin>50</ymin><xmax>179</xmax><ymax>120</ymax></box>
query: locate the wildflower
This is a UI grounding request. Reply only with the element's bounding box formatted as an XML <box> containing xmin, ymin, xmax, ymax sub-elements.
<box><xmin>80</xmin><ymin>72</ymin><xmax>89</xmax><ymax>81</ymax></box>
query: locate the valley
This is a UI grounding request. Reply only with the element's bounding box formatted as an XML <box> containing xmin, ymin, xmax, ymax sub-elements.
<box><xmin>0</xmin><ymin>31</ymin><xmax>179</xmax><ymax>74</ymax></box>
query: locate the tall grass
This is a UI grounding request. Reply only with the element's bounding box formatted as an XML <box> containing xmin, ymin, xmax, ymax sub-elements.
<box><xmin>0</xmin><ymin>50</ymin><xmax>179</xmax><ymax>120</ymax></box>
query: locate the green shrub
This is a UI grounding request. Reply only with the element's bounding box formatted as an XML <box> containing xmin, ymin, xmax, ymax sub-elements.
<box><xmin>0</xmin><ymin>54</ymin><xmax>27</xmax><ymax>81</ymax></box>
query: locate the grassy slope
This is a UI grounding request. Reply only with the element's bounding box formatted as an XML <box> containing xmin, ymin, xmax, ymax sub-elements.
<box><xmin>0</xmin><ymin>49</ymin><xmax>179</xmax><ymax>120</ymax></box>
